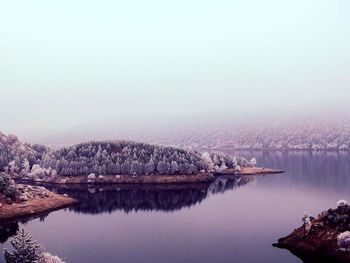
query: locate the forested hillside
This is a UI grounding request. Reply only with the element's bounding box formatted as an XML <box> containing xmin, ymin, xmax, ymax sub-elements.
<box><xmin>38</xmin><ymin>141</ymin><xmax>251</xmax><ymax>177</ymax></box>
<box><xmin>0</xmin><ymin>132</ymin><xmax>253</xmax><ymax>178</ymax></box>
<box><xmin>0</xmin><ymin>132</ymin><xmax>46</xmax><ymax>175</ymax></box>
<box><xmin>27</xmin><ymin>112</ymin><xmax>350</xmax><ymax>151</ymax></box>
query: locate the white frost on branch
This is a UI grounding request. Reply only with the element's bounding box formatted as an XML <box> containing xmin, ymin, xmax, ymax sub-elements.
<box><xmin>337</xmin><ymin>200</ymin><xmax>349</xmax><ymax>208</ymax></box>
<box><xmin>337</xmin><ymin>231</ymin><xmax>350</xmax><ymax>251</ymax></box>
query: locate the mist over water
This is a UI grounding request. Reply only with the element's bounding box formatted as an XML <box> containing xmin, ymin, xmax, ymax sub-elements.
<box><xmin>1</xmin><ymin>0</ymin><xmax>350</xmax><ymax>136</ymax></box>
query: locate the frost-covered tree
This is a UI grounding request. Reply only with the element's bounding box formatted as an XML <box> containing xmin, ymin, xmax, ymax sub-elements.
<box><xmin>3</xmin><ymin>229</ymin><xmax>65</xmax><ymax>263</ymax></box>
<box><xmin>0</xmin><ymin>131</ymin><xmax>251</xmax><ymax>178</ymax></box>
<box><xmin>37</xmin><ymin>141</ymin><xmax>244</xmax><ymax>177</ymax></box>
<box><xmin>201</xmin><ymin>152</ymin><xmax>214</xmax><ymax>171</ymax></box>
<box><xmin>3</xmin><ymin>229</ymin><xmax>42</xmax><ymax>263</ymax></box>
<box><xmin>21</xmin><ymin>159</ymin><xmax>30</xmax><ymax>175</ymax></box>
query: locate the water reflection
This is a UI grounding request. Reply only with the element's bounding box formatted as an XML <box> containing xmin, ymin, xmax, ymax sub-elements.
<box><xmin>42</xmin><ymin>176</ymin><xmax>253</xmax><ymax>215</ymax></box>
<box><xmin>0</xmin><ymin>222</ymin><xmax>18</xmax><ymax>244</ymax></box>
<box><xmin>221</xmin><ymin>150</ymin><xmax>350</xmax><ymax>193</ymax></box>
<box><xmin>0</xmin><ymin>213</ymin><xmax>50</xmax><ymax>244</ymax></box>
<box><xmin>0</xmin><ymin>176</ymin><xmax>253</xmax><ymax>245</ymax></box>
<box><xmin>3</xmin><ymin>151</ymin><xmax>350</xmax><ymax>263</ymax></box>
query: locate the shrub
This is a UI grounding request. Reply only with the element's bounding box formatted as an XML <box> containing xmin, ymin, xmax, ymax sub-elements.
<box><xmin>302</xmin><ymin>213</ymin><xmax>313</xmax><ymax>232</ymax></box>
<box><xmin>337</xmin><ymin>231</ymin><xmax>350</xmax><ymax>251</ymax></box>
<box><xmin>0</xmin><ymin>173</ymin><xmax>17</xmax><ymax>200</ymax></box>
<box><xmin>337</xmin><ymin>200</ymin><xmax>349</xmax><ymax>208</ymax></box>
<box><xmin>39</xmin><ymin>252</ymin><xmax>65</xmax><ymax>263</ymax></box>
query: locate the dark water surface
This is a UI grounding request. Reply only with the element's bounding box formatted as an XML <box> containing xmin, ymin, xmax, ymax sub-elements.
<box><xmin>2</xmin><ymin>150</ymin><xmax>350</xmax><ymax>263</ymax></box>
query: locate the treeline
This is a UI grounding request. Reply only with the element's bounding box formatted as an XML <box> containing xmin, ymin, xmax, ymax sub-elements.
<box><xmin>0</xmin><ymin>132</ymin><xmax>253</xmax><ymax>178</ymax></box>
<box><xmin>38</xmin><ymin>141</ymin><xmax>251</xmax><ymax>177</ymax></box>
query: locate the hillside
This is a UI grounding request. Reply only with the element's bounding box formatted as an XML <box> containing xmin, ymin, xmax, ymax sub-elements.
<box><xmin>21</xmin><ymin>112</ymin><xmax>350</xmax><ymax>151</ymax></box>
<box><xmin>0</xmin><ymin>132</ymin><xmax>47</xmax><ymax>174</ymax></box>
<box><xmin>0</xmin><ymin>132</ymin><xmax>254</xmax><ymax>179</ymax></box>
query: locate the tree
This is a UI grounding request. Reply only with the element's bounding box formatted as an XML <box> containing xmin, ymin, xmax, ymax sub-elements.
<box><xmin>201</xmin><ymin>152</ymin><xmax>214</xmax><ymax>171</ymax></box>
<box><xmin>22</xmin><ymin>159</ymin><xmax>30</xmax><ymax>175</ymax></box>
<box><xmin>170</xmin><ymin>161</ymin><xmax>179</xmax><ymax>174</ymax></box>
<box><xmin>3</xmin><ymin>229</ymin><xmax>42</xmax><ymax>263</ymax></box>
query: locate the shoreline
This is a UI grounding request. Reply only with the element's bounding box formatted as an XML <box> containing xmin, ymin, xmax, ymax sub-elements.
<box><xmin>19</xmin><ymin>167</ymin><xmax>284</xmax><ymax>185</ymax></box>
<box><xmin>0</xmin><ymin>185</ymin><xmax>78</xmax><ymax>222</ymax></box>
<box><xmin>200</xmin><ymin>147</ymin><xmax>350</xmax><ymax>151</ymax></box>
<box><xmin>273</xmin><ymin>204</ymin><xmax>350</xmax><ymax>263</ymax></box>
<box><xmin>214</xmin><ymin>167</ymin><xmax>284</xmax><ymax>176</ymax></box>
<box><xmin>22</xmin><ymin>172</ymin><xmax>216</xmax><ymax>185</ymax></box>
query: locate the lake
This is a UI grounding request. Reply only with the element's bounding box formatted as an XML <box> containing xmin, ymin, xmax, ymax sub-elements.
<box><xmin>1</xmin><ymin>150</ymin><xmax>350</xmax><ymax>263</ymax></box>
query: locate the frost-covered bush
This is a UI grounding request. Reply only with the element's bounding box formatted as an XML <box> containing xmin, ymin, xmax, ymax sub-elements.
<box><xmin>0</xmin><ymin>173</ymin><xmax>17</xmax><ymax>200</ymax></box>
<box><xmin>337</xmin><ymin>231</ymin><xmax>350</xmax><ymax>251</ymax></box>
<box><xmin>27</xmin><ymin>164</ymin><xmax>57</xmax><ymax>181</ymax></box>
<box><xmin>201</xmin><ymin>152</ymin><xmax>214</xmax><ymax>171</ymax></box>
<box><xmin>302</xmin><ymin>213</ymin><xmax>313</xmax><ymax>232</ymax></box>
<box><xmin>249</xmin><ymin>158</ymin><xmax>257</xmax><ymax>167</ymax></box>
<box><xmin>39</xmin><ymin>253</ymin><xmax>65</xmax><ymax>263</ymax></box>
<box><xmin>337</xmin><ymin>200</ymin><xmax>349</xmax><ymax>208</ymax></box>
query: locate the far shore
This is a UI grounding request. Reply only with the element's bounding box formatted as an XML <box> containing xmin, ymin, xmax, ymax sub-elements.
<box><xmin>21</xmin><ymin>173</ymin><xmax>216</xmax><ymax>185</ymax></box>
<box><xmin>18</xmin><ymin>167</ymin><xmax>284</xmax><ymax>185</ymax></box>
<box><xmin>214</xmin><ymin>167</ymin><xmax>284</xmax><ymax>176</ymax></box>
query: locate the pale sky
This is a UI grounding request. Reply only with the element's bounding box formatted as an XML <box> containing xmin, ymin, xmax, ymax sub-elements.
<box><xmin>1</xmin><ymin>0</ymin><xmax>350</xmax><ymax>133</ymax></box>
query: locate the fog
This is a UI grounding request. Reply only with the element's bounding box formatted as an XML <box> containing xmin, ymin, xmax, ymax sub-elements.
<box><xmin>1</xmin><ymin>0</ymin><xmax>350</xmax><ymax>136</ymax></box>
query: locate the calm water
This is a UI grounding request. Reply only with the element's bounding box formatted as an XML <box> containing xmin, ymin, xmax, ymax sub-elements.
<box><xmin>2</xmin><ymin>150</ymin><xmax>350</xmax><ymax>263</ymax></box>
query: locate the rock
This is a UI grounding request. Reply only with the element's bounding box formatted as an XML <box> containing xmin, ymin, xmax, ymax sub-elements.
<box><xmin>274</xmin><ymin>203</ymin><xmax>350</xmax><ymax>262</ymax></box>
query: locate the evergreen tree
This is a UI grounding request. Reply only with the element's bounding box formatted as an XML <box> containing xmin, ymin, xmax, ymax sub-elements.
<box><xmin>4</xmin><ymin>229</ymin><xmax>42</xmax><ymax>263</ymax></box>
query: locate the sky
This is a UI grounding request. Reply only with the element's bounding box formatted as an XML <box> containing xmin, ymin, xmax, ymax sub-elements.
<box><xmin>1</xmin><ymin>0</ymin><xmax>350</xmax><ymax>134</ymax></box>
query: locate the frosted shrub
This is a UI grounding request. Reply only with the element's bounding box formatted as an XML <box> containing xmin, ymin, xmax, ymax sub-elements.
<box><xmin>27</xmin><ymin>165</ymin><xmax>57</xmax><ymax>181</ymax></box>
<box><xmin>337</xmin><ymin>200</ymin><xmax>349</xmax><ymax>208</ymax></box>
<box><xmin>201</xmin><ymin>152</ymin><xmax>214</xmax><ymax>171</ymax></box>
<box><xmin>302</xmin><ymin>213</ymin><xmax>313</xmax><ymax>232</ymax></box>
<box><xmin>337</xmin><ymin>231</ymin><xmax>350</xmax><ymax>251</ymax></box>
<box><xmin>39</xmin><ymin>252</ymin><xmax>65</xmax><ymax>263</ymax></box>
<box><xmin>249</xmin><ymin>158</ymin><xmax>257</xmax><ymax>167</ymax></box>
<box><xmin>87</xmin><ymin>173</ymin><xmax>96</xmax><ymax>179</ymax></box>
<box><xmin>0</xmin><ymin>173</ymin><xmax>18</xmax><ymax>200</ymax></box>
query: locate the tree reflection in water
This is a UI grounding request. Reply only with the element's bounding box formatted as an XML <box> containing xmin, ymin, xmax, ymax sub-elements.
<box><xmin>0</xmin><ymin>176</ymin><xmax>253</xmax><ymax>244</ymax></box>
<box><xmin>41</xmin><ymin>176</ymin><xmax>253</xmax><ymax>215</ymax></box>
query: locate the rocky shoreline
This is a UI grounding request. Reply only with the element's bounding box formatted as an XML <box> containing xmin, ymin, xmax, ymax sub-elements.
<box><xmin>0</xmin><ymin>184</ymin><xmax>77</xmax><ymax>222</ymax></box>
<box><xmin>273</xmin><ymin>201</ymin><xmax>350</xmax><ymax>263</ymax></box>
<box><xmin>18</xmin><ymin>167</ymin><xmax>283</xmax><ymax>185</ymax></box>
<box><xmin>20</xmin><ymin>172</ymin><xmax>216</xmax><ymax>185</ymax></box>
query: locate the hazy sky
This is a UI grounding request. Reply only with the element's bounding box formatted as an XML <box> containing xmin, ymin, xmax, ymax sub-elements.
<box><xmin>1</xmin><ymin>0</ymin><xmax>350</xmax><ymax>133</ymax></box>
